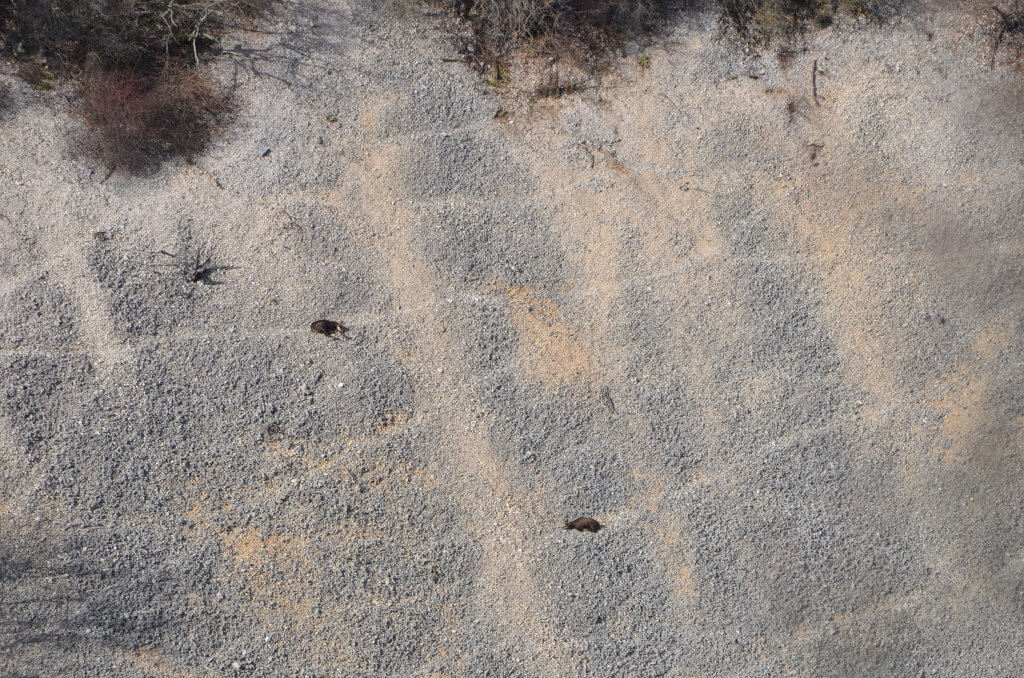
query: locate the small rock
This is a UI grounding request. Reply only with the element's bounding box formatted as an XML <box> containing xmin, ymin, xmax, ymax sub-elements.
<box><xmin>565</xmin><ymin>517</ymin><xmax>602</xmax><ymax>533</ymax></box>
<box><xmin>310</xmin><ymin>319</ymin><xmax>346</xmax><ymax>338</ymax></box>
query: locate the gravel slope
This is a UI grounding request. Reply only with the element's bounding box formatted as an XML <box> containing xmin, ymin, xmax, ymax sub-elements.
<box><xmin>1</xmin><ymin>1</ymin><xmax>1023</xmax><ymax>675</ymax></box>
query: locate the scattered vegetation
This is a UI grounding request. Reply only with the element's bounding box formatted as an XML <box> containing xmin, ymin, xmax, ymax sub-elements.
<box><xmin>437</xmin><ymin>1</ymin><xmax>890</xmax><ymax>97</ymax></box>
<box><xmin>718</xmin><ymin>0</ymin><xmax>882</xmax><ymax>41</ymax></box>
<box><xmin>441</xmin><ymin>0</ymin><xmax>886</xmax><ymax>59</ymax></box>
<box><xmin>0</xmin><ymin>0</ymin><xmax>268</xmax><ymax>72</ymax></box>
<box><xmin>436</xmin><ymin>1</ymin><xmax>674</xmax><ymax>100</ymax></box>
<box><xmin>0</xmin><ymin>0</ymin><xmax>270</xmax><ymax>172</ymax></box>
<box><xmin>0</xmin><ymin>0</ymin><xmax>1015</xmax><ymax>164</ymax></box>
<box><xmin>442</xmin><ymin>0</ymin><xmax>669</xmax><ymax>58</ymax></box>
<box><xmin>484</xmin><ymin>59</ymin><xmax>510</xmax><ymax>87</ymax></box>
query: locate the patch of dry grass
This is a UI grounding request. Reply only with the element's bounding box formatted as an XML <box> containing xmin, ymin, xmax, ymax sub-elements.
<box><xmin>436</xmin><ymin>1</ymin><xmax>892</xmax><ymax>97</ymax></box>
<box><xmin>720</xmin><ymin>0</ymin><xmax>882</xmax><ymax>41</ymax></box>
<box><xmin>0</xmin><ymin>0</ymin><xmax>268</xmax><ymax>72</ymax></box>
<box><xmin>442</xmin><ymin>0</ymin><xmax>671</xmax><ymax>60</ymax></box>
<box><xmin>77</xmin><ymin>68</ymin><xmax>229</xmax><ymax>172</ymax></box>
<box><xmin>0</xmin><ymin>0</ymin><xmax>270</xmax><ymax>172</ymax></box>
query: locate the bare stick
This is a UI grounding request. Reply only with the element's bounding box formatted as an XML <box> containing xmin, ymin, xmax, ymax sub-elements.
<box><xmin>812</xmin><ymin>59</ymin><xmax>821</xmax><ymax>106</ymax></box>
<box><xmin>660</xmin><ymin>92</ymin><xmax>687</xmax><ymax>119</ymax></box>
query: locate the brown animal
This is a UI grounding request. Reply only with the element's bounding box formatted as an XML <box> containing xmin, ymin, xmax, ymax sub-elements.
<box><xmin>310</xmin><ymin>319</ymin><xmax>346</xmax><ymax>338</ymax></box>
<box><xmin>565</xmin><ymin>517</ymin><xmax>601</xmax><ymax>533</ymax></box>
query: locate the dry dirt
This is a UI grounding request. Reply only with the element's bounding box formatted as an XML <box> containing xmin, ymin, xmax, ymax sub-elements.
<box><xmin>1</xmin><ymin>0</ymin><xmax>1023</xmax><ymax>675</ymax></box>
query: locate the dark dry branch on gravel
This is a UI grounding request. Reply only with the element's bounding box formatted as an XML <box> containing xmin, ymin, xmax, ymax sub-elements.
<box><xmin>156</xmin><ymin>245</ymin><xmax>228</xmax><ymax>286</ymax></box>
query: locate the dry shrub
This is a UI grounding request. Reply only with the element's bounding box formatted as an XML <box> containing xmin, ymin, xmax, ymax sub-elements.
<box><xmin>443</xmin><ymin>0</ymin><xmax>890</xmax><ymax>61</ymax></box>
<box><xmin>1</xmin><ymin>0</ymin><xmax>269</xmax><ymax>73</ymax></box>
<box><xmin>439</xmin><ymin>1</ymin><xmax>892</xmax><ymax>95</ymax></box>
<box><xmin>720</xmin><ymin>0</ymin><xmax>882</xmax><ymax>40</ymax></box>
<box><xmin>535</xmin><ymin>68</ymin><xmax>587</xmax><ymax>97</ymax></box>
<box><xmin>1</xmin><ymin>1</ymin><xmax>268</xmax><ymax>170</ymax></box>
<box><xmin>446</xmin><ymin>0</ymin><xmax>671</xmax><ymax>60</ymax></box>
<box><xmin>438</xmin><ymin>0</ymin><xmax>679</xmax><ymax>101</ymax></box>
<box><xmin>78</xmin><ymin>69</ymin><xmax>228</xmax><ymax>172</ymax></box>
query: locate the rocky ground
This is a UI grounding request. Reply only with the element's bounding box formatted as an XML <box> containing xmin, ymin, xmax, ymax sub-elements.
<box><xmin>1</xmin><ymin>0</ymin><xmax>1023</xmax><ymax>675</ymax></box>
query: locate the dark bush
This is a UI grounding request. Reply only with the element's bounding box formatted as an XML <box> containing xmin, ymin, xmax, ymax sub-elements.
<box><xmin>0</xmin><ymin>0</ymin><xmax>268</xmax><ymax>73</ymax></box>
<box><xmin>720</xmin><ymin>0</ymin><xmax>882</xmax><ymax>40</ymax></box>
<box><xmin>0</xmin><ymin>1</ymin><xmax>269</xmax><ymax>171</ymax></box>
<box><xmin>444</xmin><ymin>0</ymin><xmax>672</xmax><ymax>59</ymax></box>
<box><xmin>77</xmin><ymin>68</ymin><xmax>228</xmax><ymax>171</ymax></box>
<box><xmin>0</xmin><ymin>80</ymin><xmax>10</xmax><ymax>116</ymax></box>
<box><xmin>443</xmin><ymin>0</ymin><xmax>888</xmax><ymax>62</ymax></box>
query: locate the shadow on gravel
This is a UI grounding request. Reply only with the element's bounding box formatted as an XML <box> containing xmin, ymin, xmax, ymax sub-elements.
<box><xmin>221</xmin><ymin>0</ymin><xmax>369</xmax><ymax>99</ymax></box>
<box><xmin>0</xmin><ymin>524</ymin><xmax>184</xmax><ymax>671</ymax></box>
<box><xmin>0</xmin><ymin>81</ymin><xmax>11</xmax><ymax>119</ymax></box>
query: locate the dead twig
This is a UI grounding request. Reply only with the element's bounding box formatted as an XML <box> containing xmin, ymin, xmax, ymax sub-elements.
<box><xmin>191</xmin><ymin>164</ymin><xmax>222</xmax><ymax>189</ymax></box>
<box><xmin>812</xmin><ymin>59</ymin><xmax>820</xmax><ymax>105</ymax></box>
<box><xmin>659</xmin><ymin>92</ymin><xmax>687</xmax><ymax>121</ymax></box>
<box><xmin>578</xmin><ymin>141</ymin><xmax>596</xmax><ymax>169</ymax></box>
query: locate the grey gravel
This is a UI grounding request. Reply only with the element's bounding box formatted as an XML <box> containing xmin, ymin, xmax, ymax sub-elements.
<box><xmin>1</xmin><ymin>0</ymin><xmax>1023</xmax><ymax>676</ymax></box>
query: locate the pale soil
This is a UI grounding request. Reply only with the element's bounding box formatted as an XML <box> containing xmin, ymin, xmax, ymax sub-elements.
<box><xmin>1</xmin><ymin>1</ymin><xmax>1022</xmax><ymax>675</ymax></box>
